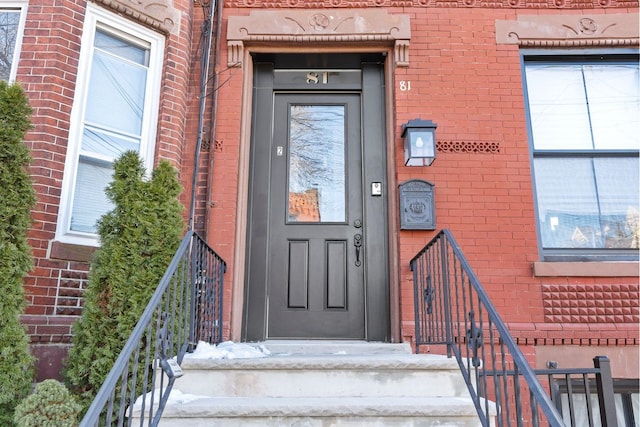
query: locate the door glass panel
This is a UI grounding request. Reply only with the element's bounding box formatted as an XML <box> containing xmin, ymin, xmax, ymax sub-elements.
<box><xmin>288</xmin><ymin>104</ymin><xmax>346</xmax><ymax>223</ymax></box>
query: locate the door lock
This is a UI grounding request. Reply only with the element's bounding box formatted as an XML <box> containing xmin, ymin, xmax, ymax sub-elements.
<box><xmin>354</xmin><ymin>219</ymin><xmax>362</xmax><ymax>228</ymax></box>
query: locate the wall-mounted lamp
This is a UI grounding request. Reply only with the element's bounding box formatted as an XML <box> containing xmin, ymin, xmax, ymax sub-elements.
<box><xmin>401</xmin><ymin>119</ymin><xmax>437</xmax><ymax>166</ymax></box>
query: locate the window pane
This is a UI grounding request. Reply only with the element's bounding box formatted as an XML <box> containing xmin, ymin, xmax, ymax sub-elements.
<box><xmin>288</xmin><ymin>105</ymin><xmax>346</xmax><ymax>223</ymax></box>
<box><xmin>84</xmin><ymin>49</ymin><xmax>147</xmax><ymax>136</ymax></box>
<box><xmin>81</xmin><ymin>126</ymin><xmax>140</xmax><ymax>158</ymax></box>
<box><xmin>534</xmin><ymin>157</ymin><xmax>639</xmax><ymax>249</ymax></box>
<box><xmin>595</xmin><ymin>157</ymin><xmax>640</xmax><ymax>248</ymax></box>
<box><xmin>94</xmin><ymin>29</ymin><xmax>148</xmax><ymax>65</ymax></box>
<box><xmin>71</xmin><ymin>29</ymin><xmax>148</xmax><ymax>235</ymax></box>
<box><xmin>526</xmin><ymin>65</ymin><xmax>592</xmax><ymax>150</ymax></box>
<box><xmin>535</xmin><ymin>158</ymin><xmax>599</xmax><ymax>248</ymax></box>
<box><xmin>0</xmin><ymin>9</ymin><xmax>20</xmax><ymax>81</ymax></box>
<box><xmin>584</xmin><ymin>64</ymin><xmax>640</xmax><ymax>150</ymax></box>
<box><xmin>71</xmin><ymin>159</ymin><xmax>113</xmax><ymax>233</ymax></box>
<box><xmin>561</xmin><ymin>394</ymin><xmax>602</xmax><ymax>427</ymax></box>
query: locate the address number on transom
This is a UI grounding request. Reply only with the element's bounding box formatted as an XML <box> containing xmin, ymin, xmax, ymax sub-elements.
<box><xmin>306</xmin><ymin>72</ymin><xmax>329</xmax><ymax>85</ymax></box>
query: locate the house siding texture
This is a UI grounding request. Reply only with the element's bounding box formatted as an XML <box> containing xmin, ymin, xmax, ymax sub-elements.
<box><xmin>15</xmin><ymin>0</ymin><xmax>639</xmax><ymax>381</ymax></box>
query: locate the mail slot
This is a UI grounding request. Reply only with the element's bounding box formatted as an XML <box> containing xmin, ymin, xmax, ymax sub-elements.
<box><xmin>399</xmin><ymin>179</ymin><xmax>436</xmax><ymax>230</ymax></box>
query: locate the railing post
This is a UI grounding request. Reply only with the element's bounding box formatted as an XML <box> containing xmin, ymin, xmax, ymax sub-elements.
<box><xmin>411</xmin><ymin>258</ymin><xmax>422</xmax><ymax>352</ymax></box>
<box><xmin>440</xmin><ymin>235</ymin><xmax>453</xmax><ymax>359</ymax></box>
<box><xmin>188</xmin><ymin>233</ymin><xmax>199</xmax><ymax>351</ymax></box>
<box><xmin>594</xmin><ymin>356</ymin><xmax>618</xmax><ymax>427</ymax></box>
<box><xmin>217</xmin><ymin>256</ymin><xmax>225</xmax><ymax>343</ymax></box>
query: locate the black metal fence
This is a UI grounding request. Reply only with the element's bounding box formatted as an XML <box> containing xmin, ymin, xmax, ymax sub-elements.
<box><xmin>80</xmin><ymin>231</ymin><xmax>226</xmax><ymax>426</ymax></box>
<box><xmin>411</xmin><ymin>229</ymin><xmax>617</xmax><ymax>427</ymax></box>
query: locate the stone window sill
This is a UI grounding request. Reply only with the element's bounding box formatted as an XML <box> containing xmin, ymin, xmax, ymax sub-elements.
<box><xmin>50</xmin><ymin>241</ymin><xmax>97</xmax><ymax>263</ymax></box>
<box><xmin>533</xmin><ymin>262</ymin><xmax>639</xmax><ymax>277</ymax></box>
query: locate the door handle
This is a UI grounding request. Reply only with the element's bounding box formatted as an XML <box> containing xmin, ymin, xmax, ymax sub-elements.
<box><xmin>354</xmin><ymin>233</ymin><xmax>362</xmax><ymax>267</ymax></box>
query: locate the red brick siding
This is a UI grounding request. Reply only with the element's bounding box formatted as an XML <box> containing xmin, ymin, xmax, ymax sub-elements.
<box><xmin>18</xmin><ymin>0</ymin><xmax>199</xmax><ymax>377</ymax></box>
<box><xmin>214</xmin><ymin>4</ymin><xmax>639</xmax><ymax>350</ymax></box>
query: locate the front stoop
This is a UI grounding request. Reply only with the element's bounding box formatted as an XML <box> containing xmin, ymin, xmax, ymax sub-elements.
<box><xmin>142</xmin><ymin>341</ymin><xmax>484</xmax><ymax>426</ymax></box>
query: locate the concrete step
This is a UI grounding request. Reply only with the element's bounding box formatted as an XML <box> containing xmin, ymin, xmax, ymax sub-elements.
<box><xmin>133</xmin><ymin>342</ymin><xmax>483</xmax><ymax>426</ymax></box>
<box><xmin>156</xmin><ymin>396</ymin><xmax>484</xmax><ymax>427</ymax></box>
<box><xmin>254</xmin><ymin>340</ymin><xmax>414</xmax><ymax>355</ymax></box>
<box><xmin>175</xmin><ymin>353</ymin><xmax>468</xmax><ymax>398</ymax></box>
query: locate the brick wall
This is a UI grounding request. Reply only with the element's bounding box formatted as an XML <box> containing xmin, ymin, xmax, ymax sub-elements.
<box><xmin>18</xmin><ymin>0</ymin><xmax>200</xmax><ymax>379</ymax></box>
<box><xmin>214</xmin><ymin>2</ymin><xmax>639</xmax><ymax>359</ymax></box>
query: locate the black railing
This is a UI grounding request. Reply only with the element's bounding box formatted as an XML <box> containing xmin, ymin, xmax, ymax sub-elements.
<box><xmin>80</xmin><ymin>231</ymin><xmax>226</xmax><ymax>426</ymax></box>
<box><xmin>411</xmin><ymin>229</ymin><xmax>617</xmax><ymax>427</ymax></box>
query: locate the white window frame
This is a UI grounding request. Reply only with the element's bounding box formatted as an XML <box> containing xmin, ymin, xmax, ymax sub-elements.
<box><xmin>0</xmin><ymin>0</ymin><xmax>28</xmax><ymax>82</ymax></box>
<box><xmin>522</xmin><ymin>49</ymin><xmax>640</xmax><ymax>261</ymax></box>
<box><xmin>56</xmin><ymin>4</ymin><xmax>164</xmax><ymax>246</ymax></box>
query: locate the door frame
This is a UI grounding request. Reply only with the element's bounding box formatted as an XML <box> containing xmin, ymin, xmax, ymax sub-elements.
<box><xmin>229</xmin><ymin>48</ymin><xmax>402</xmax><ymax>343</ymax></box>
<box><xmin>242</xmin><ymin>56</ymin><xmax>389</xmax><ymax>341</ymax></box>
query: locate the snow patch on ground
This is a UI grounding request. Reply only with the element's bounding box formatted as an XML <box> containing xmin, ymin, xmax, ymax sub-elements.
<box><xmin>183</xmin><ymin>340</ymin><xmax>271</xmax><ymax>360</ymax></box>
<box><xmin>133</xmin><ymin>389</ymin><xmax>208</xmax><ymax>410</ymax></box>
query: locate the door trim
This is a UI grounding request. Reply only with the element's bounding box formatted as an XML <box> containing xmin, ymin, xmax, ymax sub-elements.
<box><xmin>226</xmin><ymin>9</ymin><xmax>411</xmax><ymax>68</ymax></box>
<box><xmin>228</xmin><ymin>49</ymin><xmax>401</xmax><ymax>343</ymax></box>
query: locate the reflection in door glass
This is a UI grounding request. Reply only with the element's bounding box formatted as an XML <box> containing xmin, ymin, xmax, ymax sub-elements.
<box><xmin>288</xmin><ymin>104</ymin><xmax>346</xmax><ymax>222</ymax></box>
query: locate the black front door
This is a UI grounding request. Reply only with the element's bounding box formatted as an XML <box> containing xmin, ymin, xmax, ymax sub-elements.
<box><xmin>244</xmin><ymin>55</ymin><xmax>389</xmax><ymax>341</ymax></box>
<box><xmin>266</xmin><ymin>93</ymin><xmax>365</xmax><ymax>338</ymax></box>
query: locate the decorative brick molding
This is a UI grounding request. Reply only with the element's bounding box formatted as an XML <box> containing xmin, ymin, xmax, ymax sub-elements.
<box><xmin>226</xmin><ymin>9</ymin><xmax>411</xmax><ymax>67</ymax></box>
<box><xmin>226</xmin><ymin>0</ymin><xmax>638</xmax><ymax>8</ymax></box>
<box><xmin>542</xmin><ymin>283</ymin><xmax>640</xmax><ymax>324</ymax></box>
<box><xmin>22</xmin><ymin>315</ymin><xmax>76</xmax><ymax>344</ymax></box>
<box><xmin>55</xmin><ymin>269</ymin><xmax>88</xmax><ymax>316</ymax></box>
<box><xmin>90</xmin><ymin>0</ymin><xmax>179</xmax><ymax>34</ymax></box>
<box><xmin>496</xmin><ymin>13</ymin><xmax>639</xmax><ymax>47</ymax></box>
<box><xmin>437</xmin><ymin>140</ymin><xmax>500</xmax><ymax>154</ymax></box>
<box><xmin>513</xmin><ymin>336</ymin><xmax>638</xmax><ymax>347</ymax></box>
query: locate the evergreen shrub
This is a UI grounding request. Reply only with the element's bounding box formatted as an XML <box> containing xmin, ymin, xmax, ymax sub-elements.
<box><xmin>63</xmin><ymin>151</ymin><xmax>184</xmax><ymax>412</ymax></box>
<box><xmin>13</xmin><ymin>380</ymin><xmax>80</xmax><ymax>427</ymax></box>
<box><xmin>0</xmin><ymin>81</ymin><xmax>36</xmax><ymax>425</ymax></box>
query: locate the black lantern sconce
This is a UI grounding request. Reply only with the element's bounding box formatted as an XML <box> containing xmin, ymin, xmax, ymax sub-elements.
<box><xmin>401</xmin><ymin>119</ymin><xmax>437</xmax><ymax>166</ymax></box>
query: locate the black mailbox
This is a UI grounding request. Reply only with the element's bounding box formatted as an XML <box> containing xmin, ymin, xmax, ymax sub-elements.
<box><xmin>399</xmin><ymin>179</ymin><xmax>436</xmax><ymax>230</ymax></box>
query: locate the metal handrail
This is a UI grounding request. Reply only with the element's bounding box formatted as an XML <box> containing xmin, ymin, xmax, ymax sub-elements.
<box><xmin>80</xmin><ymin>231</ymin><xmax>226</xmax><ymax>426</ymax></box>
<box><xmin>411</xmin><ymin>229</ymin><xmax>617</xmax><ymax>427</ymax></box>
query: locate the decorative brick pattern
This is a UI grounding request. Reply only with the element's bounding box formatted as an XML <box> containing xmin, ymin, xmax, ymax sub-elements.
<box><xmin>55</xmin><ymin>268</ymin><xmax>88</xmax><ymax>316</ymax></box>
<box><xmin>437</xmin><ymin>141</ymin><xmax>500</xmax><ymax>154</ymax></box>
<box><xmin>22</xmin><ymin>315</ymin><xmax>76</xmax><ymax>344</ymax></box>
<box><xmin>542</xmin><ymin>284</ymin><xmax>640</xmax><ymax>324</ymax></box>
<box><xmin>226</xmin><ymin>0</ymin><xmax>637</xmax><ymax>8</ymax></box>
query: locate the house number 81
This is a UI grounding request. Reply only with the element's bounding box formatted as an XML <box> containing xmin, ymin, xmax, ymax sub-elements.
<box><xmin>399</xmin><ymin>81</ymin><xmax>411</xmax><ymax>91</ymax></box>
<box><xmin>306</xmin><ymin>72</ymin><xmax>328</xmax><ymax>85</ymax></box>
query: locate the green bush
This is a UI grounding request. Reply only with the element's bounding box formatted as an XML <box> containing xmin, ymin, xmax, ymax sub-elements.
<box><xmin>0</xmin><ymin>81</ymin><xmax>36</xmax><ymax>425</ymax></box>
<box><xmin>14</xmin><ymin>380</ymin><xmax>80</xmax><ymax>427</ymax></box>
<box><xmin>63</xmin><ymin>151</ymin><xmax>184</xmax><ymax>412</ymax></box>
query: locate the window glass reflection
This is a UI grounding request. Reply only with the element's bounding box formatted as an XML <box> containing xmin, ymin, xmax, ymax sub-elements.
<box><xmin>525</xmin><ymin>63</ymin><xmax>639</xmax><ymax>150</ymax></box>
<box><xmin>0</xmin><ymin>10</ymin><xmax>20</xmax><ymax>81</ymax></box>
<box><xmin>288</xmin><ymin>105</ymin><xmax>346</xmax><ymax>223</ymax></box>
<box><xmin>534</xmin><ymin>157</ymin><xmax>639</xmax><ymax>249</ymax></box>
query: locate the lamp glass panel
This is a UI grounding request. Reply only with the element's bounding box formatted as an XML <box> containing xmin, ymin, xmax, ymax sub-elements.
<box><xmin>410</xmin><ymin>130</ymin><xmax>435</xmax><ymax>158</ymax></box>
